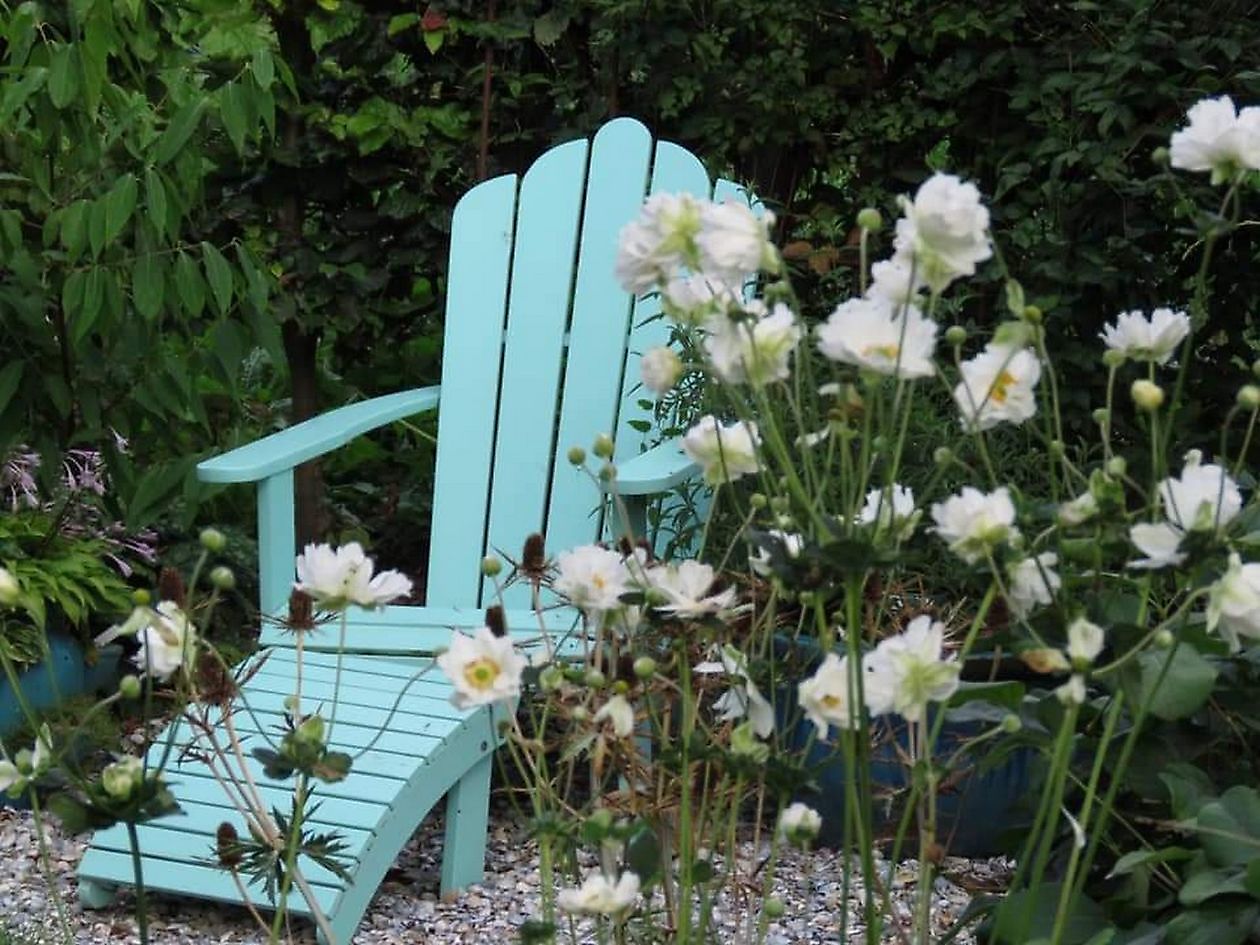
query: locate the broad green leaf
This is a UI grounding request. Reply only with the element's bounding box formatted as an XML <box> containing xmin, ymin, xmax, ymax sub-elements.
<box><xmin>125</xmin><ymin>459</ymin><xmax>190</xmax><ymax>528</ymax></box>
<box><xmin>219</xmin><ymin>81</ymin><xmax>247</xmax><ymax>154</ymax></box>
<box><xmin>1180</xmin><ymin>867</ymin><xmax>1248</xmax><ymax>905</ymax></box>
<box><xmin>1109</xmin><ymin>846</ymin><xmax>1194</xmax><ymax>877</ymax></box>
<box><xmin>1244</xmin><ymin>858</ymin><xmax>1260</xmax><ymax>899</ymax></box>
<box><xmin>1197</xmin><ymin>787</ymin><xmax>1260</xmax><ymax>867</ymax></box>
<box><xmin>74</xmin><ymin>267</ymin><xmax>105</xmax><ymax>344</ymax></box>
<box><xmin>88</xmin><ymin>198</ymin><xmax>107</xmax><ymax>259</ymax></box>
<box><xmin>423</xmin><ymin>30</ymin><xmax>444</xmax><ymax>54</ymax></box>
<box><xmin>201</xmin><ymin>241</ymin><xmax>234</xmax><ymax>314</ymax></box>
<box><xmin>1121</xmin><ymin>644</ymin><xmax>1217</xmax><ymax>721</ymax></box>
<box><xmin>992</xmin><ymin>884</ymin><xmax>1107</xmax><ymax>944</ymax></box>
<box><xmin>132</xmin><ymin>254</ymin><xmax>164</xmax><ymax>320</ymax></box>
<box><xmin>104</xmin><ymin>174</ymin><xmax>137</xmax><ymax>244</ymax></box>
<box><xmin>174</xmin><ymin>251</ymin><xmax>206</xmax><ymax>316</ymax></box>
<box><xmin>0</xmin><ymin>362</ymin><xmax>23</xmax><ymax>415</ymax></box>
<box><xmin>251</xmin><ymin>48</ymin><xmax>274</xmax><ymax>88</ymax></box>
<box><xmin>388</xmin><ymin>14</ymin><xmax>419</xmax><ymax>36</ymax></box>
<box><xmin>1161</xmin><ymin>764</ymin><xmax>1217</xmax><ymax>820</ymax></box>
<box><xmin>145</xmin><ymin>168</ymin><xmax>167</xmax><ymax>239</ymax></box>
<box><xmin>1164</xmin><ymin>902</ymin><xmax>1259</xmax><ymax>945</ymax></box>
<box><xmin>154</xmin><ymin>100</ymin><xmax>207</xmax><ymax>165</ymax></box>
<box><xmin>60</xmin><ymin>199</ymin><xmax>88</xmax><ymax>259</ymax></box>
<box><xmin>61</xmin><ymin>269</ymin><xmax>85</xmax><ymax>316</ymax></box>
<box><xmin>534</xmin><ymin>11</ymin><xmax>570</xmax><ymax>46</ymax></box>
<box><xmin>47</xmin><ymin>45</ymin><xmax>79</xmax><ymax>108</ymax></box>
<box><xmin>946</xmin><ymin>679</ymin><xmax>1026</xmax><ymax>712</ymax></box>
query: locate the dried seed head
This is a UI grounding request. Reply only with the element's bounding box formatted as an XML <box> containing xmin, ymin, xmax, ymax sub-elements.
<box><xmin>521</xmin><ymin>534</ymin><xmax>547</xmax><ymax>575</ymax></box>
<box><xmin>216</xmin><ymin>822</ymin><xmax>243</xmax><ymax>867</ymax></box>
<box><xmin>157</xmin><ymin>567</ymin><xmax>186</xmax><ymax>608</ymax></box>
<box><xmin>485</xmin><ymin>605</ymin><xmax>507</xmax><ymax>638</ymax></box>
<box><xmin>287</xmin><ymin>589</ymin><xmax>315</xmax><ymax>631</ymax></box>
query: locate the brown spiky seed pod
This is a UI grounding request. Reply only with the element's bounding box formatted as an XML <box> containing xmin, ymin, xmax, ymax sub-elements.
<box><xmin>287</xmin><ymin>589</ymin><xmax>315</xmax><ymax>631</ymax></box>
<box><xmin>485</xmin><ymin>605</ymin><xmax>507</xmax><ymax>638</ymax></box>
<box><xmin>216</xmin><ymin>822</ymin><xmax>243</xmax><ymax>867</ymax></box>
<box><xmin>521</xmin><ymin>533</ymin><xmax>547</xmax><ymax>576</ymax></box>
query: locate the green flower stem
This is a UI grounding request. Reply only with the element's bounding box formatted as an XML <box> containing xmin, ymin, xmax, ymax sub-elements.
<box><xmin>840</xmin><ymin>580</ymin><xmax>879</xmax><ymax>942</ymax></box>
<box><xmin>125</xmin><ymin>819</ymin><xmax>150</xmax><ymax>945</ymax></box>
<box><xmin>270</xmin><ymin>773</ymin><xmax>308</xmax><ymax>943</ymax></box>
<box><xmin>914</xmin><ymin>718</ymin><xmax>938</xmax><ymax>945</ymax></box>
<box><xmin>1102</xmin><ymin>362</ymin><xmax>1118</xmax><ymax>460</ymax></box>
<box><xmin>1232</xmin><ymin>403</ymin><xmax>1259</xmax><ymax>478</ymax></box>
<box><xmin>1050</xmin><ymin>692</ymin><xmax>1124</xmax><ymax>945</ymax></box>
<box><xmin>326</xmin><ymin>610</ymin><xmax>349</xmax><ymax>740</ymax></box>
<box><xmin>29</xmin><ymin>790</ymin><xmax>73</xmax><ymax>945</ymax></box>
<box><xmin>1093</xmin><ymin>586</ymin><xmax>1207</xmax><ymax>677</ymax></box>
<box><xmin>676</xmin><ymin>650</ymin><xmax>697</xmax><ymax>945</ymax></box>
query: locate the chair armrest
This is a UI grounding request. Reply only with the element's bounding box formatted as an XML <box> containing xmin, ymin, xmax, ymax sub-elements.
<box><xmin>198</xmin><ymin>386</ymin><xmax>441</xmax><ymax>484</ymax></box>
<box><xmin>605</xmin><ymin>438</ymin><xmax>699</xmax><ymax>496</ymax></box>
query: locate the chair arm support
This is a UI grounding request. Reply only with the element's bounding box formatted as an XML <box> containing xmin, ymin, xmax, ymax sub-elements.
<box><xmin>605</xmin><ymin>438</ymin><xmax>699</xmax><ymax>496</ymax></box>
<box><xmin>197</xmin><ymin>386</ymin><xmax>441</xmax><ymax>484</ymax></box>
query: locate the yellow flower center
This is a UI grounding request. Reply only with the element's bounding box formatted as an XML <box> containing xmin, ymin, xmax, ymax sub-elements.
<box><xmin>819</xmin><ymin>694</ymin><xmax>843</xmax><ymax>709</ymax></box>
<box><xmin>864</xmin><ymin>343</ymin><xmax>900</xmax><ymax>361</ymax></box>
<box><xmin>592</xmin><ymin>573</ymin><xmax>607</xmax><ymax>590</ymax></box>
<box><xmin>990</xmin><ymin>370</ymin><xmax>1017</xmax><ymax>404</ymax></box>
<box><xmin>463</xmin><ymin>657</ymin><xmax>501</xmax><ymax>691</ymax></box>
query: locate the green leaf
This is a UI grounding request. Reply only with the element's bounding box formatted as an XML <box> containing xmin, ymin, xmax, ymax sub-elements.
<box><xmin>126</xmin><ymin>459</ymin><xmax>191</xmax><ymax>527</ymax></box>
<box><xmin>946</xmin><ymin>679</ymin><xmax>1026</xmax><ymax>712</ymax></box>
<box><xmin>145</xmin><ymin>168</ymin><xmax>167</xmax><ymax>240</ymax></box>
<box><xmin>154</xmin><ymin>100</ymin><xmax>207</xmax><ymax>165</ymax></box>
<box><xmin>219</xmin><ymin>81</ymin><xmax>247</xmax><ymax>154</ymax></box>
<box><xmin>1243</xmin><ymin>858</ymin><xmax>1260</xmax><ymax>899</ymax></box>
<box><xmin>387</xmin><ymin>13</ymin><xmax>419</xmax><ymax>36</ymax></box>
<box><xmin>1121</xmin><ymin>644</ymin><xmax>1217</xmax><ymax>722</ymax></box>
<box><xmin>61</xmin><ymin>269</ymin><xmax>85</xmax><ymax>317</ymax></box>
<box><xmin>201</xmin><ymin>241</ymin><xmax>234</xmax><ymax>314</ymax></box>
<box><xmin>174</xmin><ymin>251</ymin><xmax>206</xmax><ymax>316</ymax></box>
<box><xmin>251</xmin><ymin>48</ymin><xmax>274</xmax><ymax>88</ymax></box>
<box><xmin>104</xmin><ymin>174</ymin><xmax>137</xmax><ymax>244</ymax></box>
<box><xmin>993</xmin><ymin>885</ymin><xmax>1107</xmax><ymax>944</ymax></box>
<box><xmin>88</xmin><ymin>198</ymin><xmax>107</xmax><ymax>259</ymax></box>
<box><xmin>625</xmin><ymin>825</ymin><xmax>662</xmax><ymax>882</ymax></box>
<box><xmin>1109</xmin><ymin>846</ymin><xmax>1195</xmax><ymax>877</ymax></box>
<box><xmin>132</xmin><ymin>254</ymin><xmax>165</xmax><ymax>320</ymax></box>
<box><xmin>1164</xmin><ymin>901</ymin><xmax>1259</xmax><ymax>945</ymax></box>
<box><xmin>534</xmin><ymin>11</ymin><xmax>570</xmax><ymax>46</ymax></box>
<box><xmin>423</xmin><ymin>30</ymin><xmax>444</xmax><ymax>54</ymax></box>
<box><xmin>0</xmin><ymin>362</ymin><xmax>24</xmax><ymax>416</ymax></box>
<box><xmin>1180</xmin><ymin>867</ymin><xmax>1249</xmax><ymax>905</ymax></box>
<box><xmin>60</xmin><ymin>199</ymin><xmax>88</xmax><ymax>259</ymax></box>
<box><xmin>47</xmin><ymin>45</ymin><xmax>79</xmax><ymax>109</ymax></box>
<box><xmin>1161</xmin><ymin>764</ymin><xmax>1217</xmax><ymax>820</ymax></box>
<box><xmin>1197</xmin><ymin>787</ymin><xmax>1260</xmax><ymax>867</ymax></box>
<box><xmin>74</xmin><ymin>267</ymin><xmax>105</xmax><ymax>344</ymax></box>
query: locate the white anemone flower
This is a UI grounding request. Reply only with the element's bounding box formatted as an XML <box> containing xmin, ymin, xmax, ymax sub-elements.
<box><xmin>798</xmin><ymin>653</ymin><xmax>860</xmax><ymax>737</ymax></box>
<box><xmin>867</xmin><ymin>256</ymin><xmax>926</xmax><ymax>307</ymax></box>
<box><xmin>645</xmin><ymin>560</ymin><xmax>738</xmax><ymax>618</ymax></box>
<box><xmin>1128</xmin><ymin>452</ymin><xmax>1243</xmax><ymax>569</ymax></box>
<box><xmin>133</xmin><ymin>601</ymin><xmax>197</xmax><ymax>680</ymax></box>
<box><xmin>1207</xmin><ymin>553</ymin><xmax>1260</xmax><ymax>652</ymax></box>
<box><xmin>1006</xmin><ymin>553</ymin><xmax>1061</xmax><ymax>619</ymax></box>
<box><xmin>778</xmin><ymin>802</ymin><xmax>823</xmax><ymax>846</ymax></box>
<box><xmin>857</xmin><ymin>483</ymin><xmax>920</xmax><ymax>542</ymax></box>
<box><xmin>682</xmin><ymin>415</ymin><xmax>761</xmax><ymax>484</ymax></box>
<box><xmin>930</xmin><ymin>486</ymin><xmax>1020</xmax><ymax>564</ymax></box>
<box><xmin>695</xmin><ymin>644</ymin><xmax>774</xmax><ymax>738</ymax></box>
<box><xmin>1169</xmin><ymin>95</ymin><xmax>1260</xmax><ymax>183</ymax></box>
<box><xmin>703</xmin><ymin>303</ymin><xmax>801</xmax><ymax>386</ymax></box>
<box><xmin>953</xmin><ymin>344</ymin><xmax>1041</xmax><ymax>430</ymax></box>
<box><xmin>557</xmin><ymin>871</ymin><xmax>641</xmax><ymax>917</ymax></box>
<box><xmin>696</xmin><ymin>200</ymin><xmax>778</xmax><ymax>283</ymax></box>
<box><xmin>436</xmin><ymin>626</ymin><xmax>527</xmax><ymax>709</ymax></box>
<box><xmin>1056</xmin><ymin>674</ymin><xmax>1087</xmax><ymax>706</ymax></box>
<box><xmin>1058</xmin><ymin>491</ymin><xmax>1099</xmax><ymax>527</ymax></box>
<box><xmin>892</xmin><ymin>173</ymin><xmax>992</xmax><ymax>292</ymax></box>
<box><xmin>639</xmin><ymin>346</ymin><xmax>683</xmax><ymax>395</ymax></box>
<box><xmin>1100</xmin><ymin>308</ymin><xmax>1191</xmax><ymax>365</ymax></box>
<box><xmin>749</xmin><ymin>530</ymin><xmax>803</xmax><ymax>577</ymax></box>
<box><xmin>553</xmin><ymin>545</ymin><xmax>632</xmax><ymax>616</ymax></box>
<box><xmin>615</xmin><ymin>193</ymin><xmax>702</xmax><ymax>294</ymax></box>
<box><xmin>816</xmin><ymin>295</ymin><xmax>938</xmax><ymax>379</ymax></box>
<box><xmin>863</xmin><ymin>615</ymin><xmax>960</xmax><ymax>722</ymax></box>
<box><xmin>594</xmin><ymin>695</ymin><xmax>636</xmax><ymax>738</ymax></box>
<box><xmin>661</xmin><ymin>273</ymin><xmax>742</xmax><ymax>326</ymax></box>
<box><xmin>294</xmin><ymin>542</ymin><xmax>412</xmax><ymax>610</ymax></box>
<box><xmin>1066</xmin><ymin>617</ymin><xmax>1105</xmax><ymax>666</ymax></box>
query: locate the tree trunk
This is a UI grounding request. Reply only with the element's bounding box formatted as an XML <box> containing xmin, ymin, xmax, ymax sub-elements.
<box><xmin>281</xmin><ymin>320</ymin><xmax>325</xmax><ymax>546</ymax></box>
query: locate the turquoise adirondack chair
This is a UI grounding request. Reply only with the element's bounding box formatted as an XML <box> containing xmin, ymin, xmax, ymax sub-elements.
<box><xmin>75</xmin><ymin>117</ymin><xmax>749</xmax><ymax>944</ymax></box>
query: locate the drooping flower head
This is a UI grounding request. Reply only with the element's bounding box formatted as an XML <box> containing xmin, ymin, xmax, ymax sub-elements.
<box><xmin>682</xmin><ymin>415</ymin><xmax>761</xmax><ymax>484</ymax></box>
<box><xmin>643</xmin><ymin>559</ymin><xmax>738</xmax><ymax>619</ymax></box>
<box><xmin>694</xmin><ymin>644</ymin><xmax>774</xmax><ymax>738</ymax></box>
<box><xmin>798</xmin><ymin>652</ymin><xmax>860</xmax><ymax>738</ymax></box>
<box><xmin>1207</xmin><ymin>553</ymin><xmax>1260</xmax><ymax>652</ymax></box>
<box><xmin>930</xmin><ymin>486</ymin><xmax>1020</xmax><ymax>564</ymax></box>
<box><xmin>867</xmin><ymin>256</ymin><xmax>926</xmax><ymax>307</ymax></box>
<box><xmin>134</xmin><ymin>601</ymin><xmax>197</xmax><ymax>681</ymax></box>
<box><xmin>1066</xmin><ymin>617</ymin><xmax>1105</xmax><ymax>667</ymax></box>
<box><xmin>1169</xmin><ymin>95</ymin><xmax>1260</xmax><ymax>184</ymax></box>
<box><xmin>1100</xmin><ymin>308</ymin><xmax>1191</xmax><ymax>365</ymax></box>
<box><xmin>556</xmin><ymin>871</ymin><xmax>641</xmax><ymax>917</ymax></box>
<box><xmin>294</xmin><ymin>542</ymin><xmax>412</xmax><ymax>611</ymax></box>
<box><xmin>778</xmin><ymin>802</ymin><xmax>823</xmax><ymax>847</ymax></box>
<box><xmin>1006</xmin><ymin>552</ymin><xmax>1061</xmax><ymax>619</ymax></box>
<box><xmin>1129</xmin><ymin>451</ymin><xmax>1243</xmax><ymax>569</ymax></box>
<box><xmin>863</xmin><ymin>615</ymin><xmax>960</xmax><ymax>722</ymax></box>
<box><xmin>615</xmin><ymin>193</ymin><xmax>703</xmax><ymax>294</ymax></box>
<box><xmin>696</xmin><ymin>199</ymin><xmax>779</xmax><ymax>284</ymax></box>
<box><xmin>857</xmin><ymin>483</ymin><xmax>920</xmax><ymax>542</ymax></box>
<box><xmin>893</xmin><ymin>173</ymin><xmax>992</xmax><ymax>292</ymax></box>
<box><xmin>639</xmin><ymin>346</ymin><xmax>684</xmax><ymax>395</ymax></box>
<box><xmin>953</xmin><ymin>344</ymin><xmax>1041</xmax><ymax>430</ymax></box>
<box><xmin>704</xmin><ymin>302</ymin><xmax>802</xmax><ymax>386</ymax></box>
<box><xmin>816</xmin><ymin>295</ymin><xmax>938</xmax><ymax>379</ymax></box>
<box><xmin>436</xmin><ymin>626</ymin><xmax>527</xmax><ymax>709</ymax></box>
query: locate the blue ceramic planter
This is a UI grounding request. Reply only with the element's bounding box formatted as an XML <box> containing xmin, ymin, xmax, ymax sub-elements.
<box><xmin>0</xmin><ymin>633</ymin><xmax>123</xmax><ymax>738</ymax></box>
<box><xmin>786</xmin><ymin>713</ymin><xmax>1036</xmax><ymax>857</ymax></box>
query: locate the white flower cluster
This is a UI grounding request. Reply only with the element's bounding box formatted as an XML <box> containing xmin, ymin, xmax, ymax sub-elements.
<box><xmin>1169</xmin><ymin>95</ymin><xmax>1260</xmax><ymax>184</ymax></box>
<box><xmin>0</xmin><ymin>724</ymin><xmax>51</xmax><ymax>796</ymax></box>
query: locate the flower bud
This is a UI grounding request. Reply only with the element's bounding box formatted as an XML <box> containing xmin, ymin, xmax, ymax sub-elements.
<box><xmin>1106</xmin><ymin>456</ymin><xmax>1127</xmax><ymax>478</ymax></box>
<box><xmin>1154</xmin><ymin>628</ymin><xmax>1175</xmax><ymax>648</ymax></box>
<box><xmin>598</xmin><ymin>462</ymin><xmax>617</xmax><ymax>482</ymax></box>
<box><xmin>1001</xmin><ymin>714</ymin><xmax>1022</xmax><ymax>734</ymax></box>
<box><xmin>284</xmin><ymin>694</ymin><xmax>300</xmax><ymax>712</ymax></box>
<box><xmin>132</xmin><ymin>589</ymin><xmax>151</xmax><ymax>606</ymax></box>
<box><xmin>856</xmin><ymin>208</ymin><xmax>883</xmax><ymax>231</ymax></box>
<box><xmin>571</xmin><ymin>705</ymin><xmax>590</xmax><ymax>722</ymax></box>
<box><xmin>933</xmin><ymin>446</ymin><xmax>953</xmax><ymax>466</ymax></box>
<box><xmin>1102</xmin><ymin>349</ymin><xmax>1127</xmax><ymax>368</ymax></box>
<box><xmin>632</xmin><ymin>656</ymin><xmax>657</xmax><ymax>679</ymax></box>
<box><xmin>0</xmin><ymin>568</ymin><xmax>18</xmax><ymax>607</ymax></box>
<box><xmin>592</xmin><ymin>434</ymin><xmax>615</xmax><ymax>460</ymax></box>
<box><xmin>587</xmin><ymin>807</ymin><xmax>615</xmax><ymax>832</ymax></box>
<box><xmin>1022</xmin><ymin>305</ymin><xmax>1043</xmax><ymax>324</ymax></box>
<box><xmin>481</xmin><ymin>555</ymin><xmax>502</xmax><ymax>578</ymax></box>
<box><xmin>1151</xmin><ymin>146</ymin><xmax>1170</xmax><ymax>166</ymax></box>
<box><xmin>199</xmin><ymin>528</ymin><xmax>227</xmax><ymax>553</ymax></box>
<box><xmin>764</xmin><ymin>897</ymin><xmax>787</xmax><ymax>919</ymax></box>
<box><xmin>567</xmin><ymin>446</ymin><xmax>587</xmax><ymax>466</ymax></box>
<box><xmin>118</xmin><ymin>675</ymin><xmax>142</xmax><ymax>700</ymax></box>
<box><xmin>944</xmin><ymin>325</ymin><xmax>967</xmax><ymax>347</ymax></box>
<box><xmin>101</xmin><ymin>756</ymin><xmax>143</xmax><ymax>800</ymax></box>
<box><xmin>1091</xmin><ymin>407</ymin><xmax>1110</xmax><ymax>427</ymax></box>
<box><xmin>1130</xmin><ymin>379</ymin><xmax>1165</xmax><ymax>411</ymax></box>
<box><xmin>749</xmin><ymin>493</ymin><xmax>768</xmax><ymax>509</ymax></box>
<box><xmin>992</xmin><ymin>320</ymin><xmax>1034</xmax><ymax>349</ymax></box>
<box><xmin>584</xmin><ymin>669</ymin><xmax>607</xmax><ymax>688</ymax></box>
<box><xmin>870</xmin><ymin>435</ymin><xmax>888</xmax><ymax>453</ymax></box>
<box><xmin>1048</xmin><ymin>440</ymin><xmax>1065</xmax><ymax>458</ymax></box>
<box><xmin>770</xmin><ymin>497</ymin><xmax>790</xmax><ymax>514</ymax></box>
<box><xmin>612</xmin><ymin>679</ymin><xmax>630</xmax><ymax>695</ymax></box>
<box><xmin>798</xmin><ymin>591</ymin><xmax>815</xmax><ymax>607</ymax></box>
<box><xmin>539</xmin><ymin>665</ymin><xmax>565</xmax><ymax>691</ymax></box>
<box><xmin>209</xmin><ymin>566</ymin><xmax>235</xmax><ymax>591</ymax></box>
<box><xmin>295</xmin><ymin>714</ymin><xmax>326</xmax><ymax>748</ymax></box>
<box><xmin>1238</xmin><ymin>385</ymin><xmax>1260</xmax><ymax>410</ymax></box>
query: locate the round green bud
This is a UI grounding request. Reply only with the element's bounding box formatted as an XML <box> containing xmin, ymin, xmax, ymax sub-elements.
<box><xmin>1252</xmin><ymin>359</ymin><xmax>1260</xmax><ymax>380</ymax></box>
<box><xmin>209</xmin><ymin>565</ymin><xmax>235</xmax><ymax>591</ymax></box>
<box><xmin>1101</xmin><ymin>349</ymin><xmax>1127</xmax><ymax>368</ymax></box>
<box><xmin>1001</xmin><ymin>714</ymin><xmax>1022</xmax><ymax>734</ymax></box>
<box><xmin>1238</xmin><ymin>385</ymin><xmax>1260</xmax><ymax>410</ymax></box>
<box><xmin>592</xmin><ymin>433</ymin><xmax>615</xmax><ymax>460</ymax></box>
<box><xmin>1130</xmin><ymin>379</ymin><xmax>1165</xmax><ymax>411</ymax></box>
<box><xmin>199</xmin><ymin>527</ymin><xmax>227</xmax><ymax>553</ymax></box>
<box><xmin>749</xmin><ymin>493</ymin><xmax>768</xmax><ymax>509</ymax></box>
<box><xmin>933</xmin><ymin>446</ymin><xmax>954</xmax><ymax>466</ymax></box>
<box><xmin>539</xmin><ymin>666</ymin><xmax>565</xmax><ymax>692</ymax></box>
<box><xmin>944</xmin><ymin>325</ymin><xmax>967</xmax><ymax>347</ymax></box>
<box><xmin>1048</xmin><ymin>440</ymin><xmax>1065</xmax><ymax>458</ymax></box>
<box><xmin>1091</xmin><ymin>407</ymin><xmax>1110</xmax><ymax>427</ymax></box>
<box><xmin>798</xmin><ymin>591</ymin><xmax>815</xmax><ymax>607</ymax></box>
<box><xmin>856</xmin><ymin>207</ymin><xmax>883</xmax><ymax>232</ymax></box>
<box><xmin>588</xmin><ymin>808</ymin><xmax>615</xmax><ymax>831</ymax></box>
<box><xmin>1022</xmin><ymin>305</ymin><xmax>1043</xmax><ymax>324</ymax></box>
<box><xmin>567</xmin><ymin>446</ymin><xmax>587</xmax><ymax>466</ymax></box>
<box><xmin>584</xmin><ymin>669</ymin><xmax>607</xmax><ymax>688</ymax></box>
<box><xmin>598</xmin><ymin>462</ymin><xmax>617</xmax><ymax>482</ymax></box>
<box><xmin>1151</xmin><ymin>146</ymin><xmax>1170</xmax><ymax>166</ymax></box>
<box><xmin>481</xmin><ymin>555</ymin><xmax>503</xmax><ymax>578</ymax></box>
<box><xmin>870</xmin><ymin>435</ymin><xmax>888</xmax><ymax>453</ymax></box>
<box><xmin>770</xmin><ymin>496</ymin><xmax>790</xmax><ymax>514</ymax></box>
<box><xmin>775</xmin><ymin>514</ymin><xmax>795</xmax><ymax>530</ymax></box>
<box><xmin>633</xmin><ymin>656</ymin><xmax>657</xmax><ymax>679</ymax></box>
<box><xmin>571</xmin><ymin>705</ymin><xmax>590</xmax><ymax>723</ymax></box>
<box><xmin>119</xmin><ymin>675</ymin><xmax>142</xmax><ymax>700</ymax></box>
<box><xmin>612</xmin><ymin>679</ymin><xmax>630</xmax><ymax>695</ymax></box>
<box><xmin>1106</xmin><ymin>456</ymin><xmax>1127</xmax><ymax>478</ymax></box>
<box><xmin>132</xmin><ymin>589</ymin><xmax>151</xmax><ymax>606</ymax></box>
<box><xmin>283</xmin><ymin>694</ymin><xmax>300</xmax><ymax>713</ymax></box>
<box><xmin>763</xmin><ymin>898</ymin><xmax>787</xmax><ymax>919</ymax></box>
<box><xmin>1154</xmin><ymin>628</ymin><xmax>1175</xmax><ymax>649</ymax></box>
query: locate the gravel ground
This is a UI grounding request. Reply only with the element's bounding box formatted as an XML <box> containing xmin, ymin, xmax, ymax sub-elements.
<box><xmin>0</xmin><ymin>801</ymin><xmax>1011</xmax><ymax>944</ymax></box>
